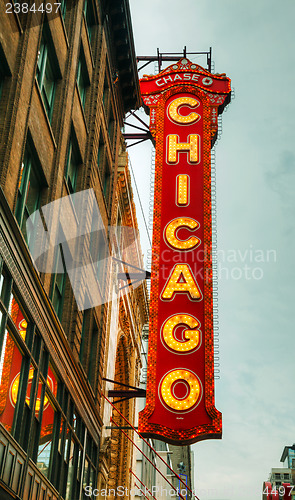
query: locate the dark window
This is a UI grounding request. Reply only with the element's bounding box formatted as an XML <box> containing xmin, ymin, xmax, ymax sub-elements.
<box><xmin>0</xmin><ymin>68</ymin><xmax>4</xmax><ymax>100</ymax></box>
<box><xmin>103</xmin><ymin>161</ymin><xmax>111</xmax><ymax>200</ymax></box>
<box><xmin>76</xmin><ymin>46</ymin><xmax>89</xmax><ymax>109</ymax></box>
<box><xmin>36</xmin><ymin>29</ymin><xmax>58</xmax><ymax>121</ymax></box>
<box><xmin>0</xmin><ymin>43</ymin><xmax>11</xmax><ymax>101</ymax></box>
<box><xmin>60</xmin><ymin>0</ymin><xmax>66</xmax><ymax>19</ymax></box>
<box><xmin>65</xmin><ymin>133</ymin><xmax>81</xmax><ymax>194</ymax></box>
<box><xmin>108</xmin><ymin>106</ymin><xmax>115</xmax><ymax>145</ymax></box>
<box><xmin>87</xmin><ymin>322</ymin><xmax>99</xmax><ymax>388</ymax></box>
<box><xmin>97</xmin><ymin>135</ymin><xmax>105</xmax><ymax>170</ymax></box>
<box><xmin>90</xmin><ymin>217</ymin><xmax>107</xmax><ymax>287</ymax></box>
<box><xmin>102</xmin><ymin>74</ymin><xmax>109</xmax><ymax>108</ymax></box>
<box><xmin>79</xmin><ymin>310</ymin><xmax>89</xmax><ymax>365</ymax></box>
<box><xmin>16</xmin><ymin>148</ymin><xmax>43</xmax><ymax>244</ymax></box>
<box><xmin>51</xmin><ymin>245</ymin><xmax>66</xmax><ymax>320</ymax></box>
<box><xmin>83</xmin><ymin>0</ymin><xmax>95</xmax><ymax>43</ymax></box>
<box><xmin>97</xmin><ymin>135</ymin><xmax>112</xmax><ymax>205</ymax></box>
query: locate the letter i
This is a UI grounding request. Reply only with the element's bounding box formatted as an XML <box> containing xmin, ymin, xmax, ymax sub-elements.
<box><xmin>176</xmin><ymin>174</ymin><xmax>189</xmax><ymax>206</ymax></box>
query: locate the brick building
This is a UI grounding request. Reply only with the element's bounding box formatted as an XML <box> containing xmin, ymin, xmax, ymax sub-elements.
<box><xmin>0</xmin><ymin>1</ymin><xmax>149</xmax><ymax>499</ymax></box>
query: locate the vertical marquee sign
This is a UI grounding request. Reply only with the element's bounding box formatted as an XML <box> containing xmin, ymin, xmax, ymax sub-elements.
<box><xmin>138</xmin><ymin>59</ymin><xmax>231</xmax><ymax>445</ymax></box>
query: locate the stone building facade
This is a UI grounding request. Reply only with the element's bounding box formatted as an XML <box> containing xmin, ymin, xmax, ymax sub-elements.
<box><xmin>0</xmin><ymin>1</ymin><xmax>148</xmax><ymax>499</ymax></box>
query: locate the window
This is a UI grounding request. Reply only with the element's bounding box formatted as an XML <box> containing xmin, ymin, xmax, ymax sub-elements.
<box><xmin>16</xmin><ymin>147</ymin><xmax>43</xmax><ymax>244</ymax></box>
<box><xmin>0</xmin><ymin>264</ymin><xmax>99</xmax><ymax>492</ymax></box>
<box><xmin>90</xmin><ymin>216</ymin><xmax>107</xmax><ymax>287</ymax></box>
<box><xmin>0</xmin><ymin>329</ymin><xmax>24</xmax><ymax>435</ymax></box>
<box><xmin>83</xmin><ymin>0</ymin><xmax>95</xmax><ymax>43</ymax></box>
<box><xmin>101</xmin><ymin>155</ymin><xmax>111</xmax><ymax>204</ymax></box>
<box><xmin>51</xmin><ymin>245</ymin><xmax>66</xmax><ymax>320</ymax></box>
<box><xmin>65</xmin><ymin>133</ymin><xmax>81</xmax><ymax>194</ymax></box>
<box><xmin>87</xmin><ymin>322</ymin><xmax>99</xmax><ymax>389</ymax></box>
<box><xmin>108</xmin><ymin>106</ymin><xmax>115</xmax><ymax>145</ymax></box>
<box><xmin>82</xmin><ymin>434</ymin><xmax>98</xmax><ymax>497</ymax></box>
<box><xmin>97</xmin><ymin>135</ymin><xmax>105</xmax><ymax>170</ymax></box>
<box><xmin>76</xmin><ymin>46</ymin><xmax>89</xmax><ymax>108</ymax></box>
<box><xmin>103</xmin><ymin>161</ymin><xmax>111</xmax><ymax>200</ymax></box>
<box><xmin>60</xmin><ymin>0</ymin><xmax>66</xmax><ymax>20</ymax></box>
<box><xmin>79</xmin><ymin>310</ymin><xmax>89</xmax><ymax>365</ymax></box>
<box><xmin>36</xmin><ymin>29</ymin><xmax>58</xmax><ymax>121</ymax></box>
<box><xmin>0</xmin><ymin>43</ymin><xmax>11</xmax><ymax>101</ymax></box>
<box><xmin>97</xmin><ymin>135</ymin><xmax>112</xmax><ymax>205</ymax></box>
<box><xmin>0</xmin><ymin>68</ymin><xmax>4</xmax><ymax>100</ymax></box>
<box><xmin>102</xmin><ymin>73</ymin><xmax>109</xmax><ymax>108</ymax></box>
<box><xmin>79</xmin><ymin>312</ymin><xmax>101</xmax><ymax>395</ymax></box>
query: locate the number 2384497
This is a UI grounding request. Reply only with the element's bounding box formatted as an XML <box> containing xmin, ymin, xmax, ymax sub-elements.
<box><xmin>6</xmin><ymin>3</ymin><xmax>61</xmax><ymax>14</ymax></box>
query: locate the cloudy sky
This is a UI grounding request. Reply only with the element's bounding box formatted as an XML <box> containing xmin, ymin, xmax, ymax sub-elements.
<box><xmin>127</xmin><ymin>0</ymin><xmax>295</xmax><ymax>499</ymax></box>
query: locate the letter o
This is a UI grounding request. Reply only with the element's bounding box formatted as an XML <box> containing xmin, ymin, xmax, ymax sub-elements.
<box><xmin>160</xmin><ymin>369</ymin><xmax>201</xmax><ymax>411</ymax></box>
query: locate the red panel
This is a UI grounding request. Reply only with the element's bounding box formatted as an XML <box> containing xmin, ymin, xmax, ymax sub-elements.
<box><xmin>138</xmin><ymin>60</ymin><xmax>231</xmax><ymax>445</ymax></box>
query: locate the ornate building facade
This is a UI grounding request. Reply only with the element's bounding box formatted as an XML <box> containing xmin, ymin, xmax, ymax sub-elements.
<box><xmin>0</xmin><ymin>0</ymin><xmax>148</xmax><ymax>499</ymax></box>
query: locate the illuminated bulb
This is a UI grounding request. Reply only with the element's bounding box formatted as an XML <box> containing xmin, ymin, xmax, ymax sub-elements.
<box><xmin>161</xmin><ymin>314</ymin><xmax>200</xmax><ymax>352</ymax></box>
<box><xmin>160</xmin><ymin>369</ymin><xmax>201</xmax><ymax>411</ymax></box>
<box><xmin>167</xmin><ymin>97</ymin><xmax>200</xmax><ymax>125</ymax></box>
<box><xmin>161</xmin><ymin>264</ymin><xmax>202</xmax><ymax>301</ymax></box>
<box><xmin>167</xmin><ymin>135</ymin><xmax>200</xmax><ymax>164</ymax></box>
<box><xmin>164</xmin><ymin>217</ymin><xmax>200</xmax><ymax>250</ymax></box>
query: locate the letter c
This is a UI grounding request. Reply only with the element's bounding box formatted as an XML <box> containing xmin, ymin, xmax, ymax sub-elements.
<box><xmin>167</xmin><ymin>97</ymin><xmax>200</xmax><ymax>125</ymax></box>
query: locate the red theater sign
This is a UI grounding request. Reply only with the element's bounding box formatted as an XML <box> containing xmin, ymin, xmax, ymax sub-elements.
<box><xmin>138</xmin><ymin>59</ymin><xmax>231</xmax><ymax>445</ymax></box>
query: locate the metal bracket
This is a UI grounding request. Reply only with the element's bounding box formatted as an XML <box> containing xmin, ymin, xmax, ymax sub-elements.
<box><xmin>123</xmin><ymin>109</ymin><xmax>155</xmax><ymax>148</ymax></box>
<box><xmin>113</xmin><ymin>257</ymin><xmax>151</xmax><ymax>291</ymax></box>
<box><xmin>103</xmin><ymin>377</ymin><xmax>146</xmax><ymax>404</ymax></box>
<box><xmin>137</xmin><ymin>46</ymin><xmax>212</xmax><ymax>73</ymax></box>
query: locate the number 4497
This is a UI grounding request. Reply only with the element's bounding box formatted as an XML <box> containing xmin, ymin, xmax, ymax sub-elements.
<box><xmin>263</xmin><ymin>484</ymin><xmax>294</xmax><ymax>498</ymax></box>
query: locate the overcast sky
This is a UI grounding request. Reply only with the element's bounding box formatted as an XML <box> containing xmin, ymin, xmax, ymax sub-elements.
<box><xmin>127</xmin><ymin>0</ymin><xmax>295</xmax><ymax>499</ymax></box>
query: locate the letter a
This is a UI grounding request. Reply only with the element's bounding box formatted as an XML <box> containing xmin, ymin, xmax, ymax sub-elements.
<box><xmin>161</xmin><ymin>264</ymin><xmax>202</xmax><ymax>301</ymax></box>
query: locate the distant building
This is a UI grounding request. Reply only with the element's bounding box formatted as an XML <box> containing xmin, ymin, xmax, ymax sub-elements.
<box><xmin>170</xmin><ymin>444</ymin><xmax>194</xmax><ymax>499</ymax></box>
<box><xmin>281</xmin><ymin>445</ymin><xmax>295</xmax><ymax>471</ymax></box>
<box><xmin>268</xmin><ymin>468</ymin><xmax>292</xmax><ymax>489</ymax></box>
<box><xmin>263</xmin><ymin>445</ymin><xmax>295</xmax><ymax>499</ymax></box>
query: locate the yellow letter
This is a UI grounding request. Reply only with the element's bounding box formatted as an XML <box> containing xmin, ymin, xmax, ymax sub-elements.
<box><xmin>160</xmin><ymin>369</ymin><xmax>201</xmax><ymax>411</ymax></box>
<box><xmin>168</xmin><ymin>96</ymin><xmax>200</xmax><ymax>125</ymax></box>
<box><xmin>161</xmin><ymin>314</ymin><xmax>201</xmax><ymax>352</ymax></box>
<box><xmin>165</xmin><ymin>217</ymin><xmax>200</xmax><ymax>250</ymax></box>
<box><xmin>161</xmin><ymin>264</ymin><xmax>202</xmax><ymax>301</ymax></box>
<box><xmin>167</xmin><ymin>135</ymin><xmax>200</xmax><ymax>164</ymax></box>
<box><xmin>176</xmin><ymin>174</ymin><xmax>189</xmax><ymax>206</ymax></box>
